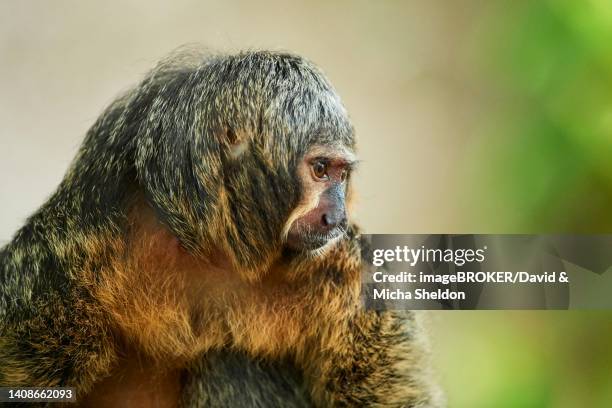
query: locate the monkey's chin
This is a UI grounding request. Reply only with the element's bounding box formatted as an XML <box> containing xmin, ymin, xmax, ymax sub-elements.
<box><xmin>285</xmin><ymin>229</ymin><xmax>343</xmax><ymax>252</ymax></box>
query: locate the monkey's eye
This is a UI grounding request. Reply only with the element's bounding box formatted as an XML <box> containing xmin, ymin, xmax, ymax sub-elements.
<box><xmin>312</xmin><ymin>161</ymin><xmax>328</xmax><ymax>180</ymax></box>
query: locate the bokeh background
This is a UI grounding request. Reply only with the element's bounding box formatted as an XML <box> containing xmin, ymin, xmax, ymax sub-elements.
<box><xmin>1</xmin><ymin>1</ymin><xmax>610</xmax><ymax>407</ymax></box>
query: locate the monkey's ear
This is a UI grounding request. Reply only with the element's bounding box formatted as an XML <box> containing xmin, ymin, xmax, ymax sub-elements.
<box><xmin>223</xmin><ymin>126</ymin><xmax>249</xmax><ymax>160</ymax></box>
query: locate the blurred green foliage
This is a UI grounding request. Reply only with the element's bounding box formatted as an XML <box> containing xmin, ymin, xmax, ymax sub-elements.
<box><xmin>431</xmin><ymin>311</ymin><xmax>612</xmax><ymax>408</ymax></box>
<box><xmin>434</xmin><ymin>3</ymin><xmax>612</xmax><ymax>408</ymax></box>
<box><xmin>470</xmin><ymin>0</ymin><xmax>612</xmax><ymax>232</ymax></box>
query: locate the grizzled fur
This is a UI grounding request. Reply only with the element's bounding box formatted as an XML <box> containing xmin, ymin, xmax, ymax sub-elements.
<box><xmin>0</xmin><ymin>50</ymin><xmax>442</xmax><ymax>406</ymax></box>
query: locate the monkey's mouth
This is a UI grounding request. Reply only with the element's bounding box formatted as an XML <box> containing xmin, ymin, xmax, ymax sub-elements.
<box><xmin>286</xmin><ymin>227</ymin><xmax>344</xmax><ymax>252</ymax></box>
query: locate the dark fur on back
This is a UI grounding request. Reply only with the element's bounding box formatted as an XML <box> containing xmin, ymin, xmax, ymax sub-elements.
<box><xmin>181</xmin><ymin>351</ymin><xmax>312</xmax><ymax>407</ymax></box>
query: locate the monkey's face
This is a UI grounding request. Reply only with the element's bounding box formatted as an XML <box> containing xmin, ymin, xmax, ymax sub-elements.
<box><xmin>283</xmin><ymin>145</ymin><xmax>356</xmax><ymax>252</ymax></box>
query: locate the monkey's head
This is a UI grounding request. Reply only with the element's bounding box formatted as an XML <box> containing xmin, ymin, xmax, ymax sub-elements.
<box><xmin>104</xmin><ymin>50</ymin><xmax>355</xmax><ymax>280</ymax></box>
<box><xmin>282</xmin><ymin>144</ymin><xmax>356</xmax><ymax>252</ymax></box>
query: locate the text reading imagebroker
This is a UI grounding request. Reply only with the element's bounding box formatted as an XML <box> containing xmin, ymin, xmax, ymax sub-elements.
<box><xmin>361</xmin><ymin>235</ymin><xmax>612</xmax><ymax>310</ymax></box>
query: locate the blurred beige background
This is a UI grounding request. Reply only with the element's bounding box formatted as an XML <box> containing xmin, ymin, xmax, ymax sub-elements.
<box><xmin>0</xmin><ymin>0</ymin><xmax>486</xmax><ymax>241</ymax></box>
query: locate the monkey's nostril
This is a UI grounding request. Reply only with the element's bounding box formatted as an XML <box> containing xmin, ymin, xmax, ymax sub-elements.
<box><xmin>322</xmin><ymin>213</ymin><xmax>345</xmax><ymax>229</ymax></box>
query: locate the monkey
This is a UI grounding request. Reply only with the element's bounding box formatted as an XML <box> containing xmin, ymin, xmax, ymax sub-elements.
<box><xmin>0</xmin><ymin>50</ymin><xmax>443</xmax><ymax>407</ymax></box>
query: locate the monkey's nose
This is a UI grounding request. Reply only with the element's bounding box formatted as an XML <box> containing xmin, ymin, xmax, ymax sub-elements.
<box><xmin>322</xmin><ymin>212</ymin><xmax>347</xmax><ymax>229</ymax></box>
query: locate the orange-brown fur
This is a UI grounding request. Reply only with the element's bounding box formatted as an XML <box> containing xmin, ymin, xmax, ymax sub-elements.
<box><xmin>87</xmin><ymin>200</ymin><xmax>360</xmax><ymax>374</ymax></box>
<box><xmin>73</xmin><ymin>198</ymin><xmax>365</xmax><ymax>405</ymax></box>
<box><xmin>79</xmin><ymin>354</ymin><xmax>182</xmax><ymax>408</ymax></box>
